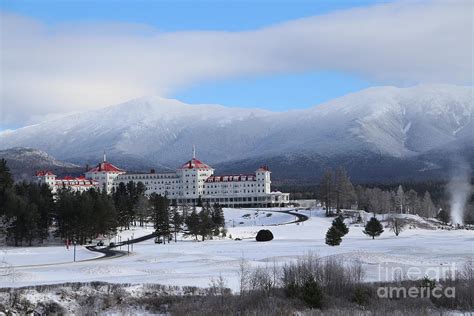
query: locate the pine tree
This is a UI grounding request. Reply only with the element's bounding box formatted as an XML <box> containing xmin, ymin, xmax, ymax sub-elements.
<box><xmin>198</xmin><ymin>205</ymin><xmax>213</xmax><ymax>241</ymax></box>
<box><xmin>196</xmin><ymin>196</ymin><xmax>203</xmax><ymax>207</ymax></box>
<box><xmin>134</xmin><ymin>195</ymin><xmax>150</xmax><ymax>227</ymax></box>
<box><xmin>0</xmin><ymin>159</ymin><xmax>14</xmax><ymax>216</ymax></box>
<box><xmin>332</xmin><ymin>216</ymin><xmax>349</xmax><ymax>236</ymax></box>
<box><xmin>150</xmin><ymin>193</ymin><xmax>170</xmax><ymax>244</ymax></box>
<box><xmin>211</xmin><ymin>203</ymin><xmax>225</xmax><ymax>236</ymax></box>
<box><xmin>0</xmin><ymin>158</ymin><xmax>13</xmax><ymax>195</ymax></box>
<box><xmin>171</xmin><ymin>208</ymin><xmax>183</xmax><ymax>242</ymax></box>
<box><xmin>422</xmin><ymin>191</ymin><xmax>436</xmax><ymax>218</ymax></box>
<box><xmin>437</xmin><ymin>209</ymin><xmax>449</xmax><ymax>225</ymax></box>
<box><xmin>363</xmin><ymin>217</ymin><xmax>384</xmax><ymax>239</ymax></box>
<box><xmin>405</xmin><ymin>189</ymin><xmax>419</xmax><ymax>215</ymax></box>
<box><xmin>113</xmin><ymin>182</ymin><xmax>129</xmax><ymax>228</ymax></box>
<box><xmin>325</xmin><ymin>225</ymin><xmax>342</xmax><ymax>246</ymax></box>
<box><xmin>185</xmin><ymin>208</ymin><xmax>200</xmax><ymax>240</ymax></box>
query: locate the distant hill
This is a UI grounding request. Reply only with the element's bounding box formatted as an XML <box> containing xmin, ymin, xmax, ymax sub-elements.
<box><xmin>0</xmin><ymin>147</ymin><xmax>84</xmax><ymax>181</ymax></box>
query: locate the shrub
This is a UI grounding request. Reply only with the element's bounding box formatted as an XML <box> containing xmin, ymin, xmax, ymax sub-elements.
<box><xmin>363</xmin><ymin>217</ymin><xmax>384</xmax><ymax>239</ymax></box>
<box><xmin>300</xmin><ymin>278</ymin><xmax>323</xmax><ymax>308</ymax></box>
<box><xmin>325</xmin><ymin>226</ymin><xmax>343</xmax><ymax>246</ymax></box>
<box><xmin>352</xmin><ymin>285</ymin><xmax>372</xmax><ymax>306</ymax></box>
<box><xmin>284</xmin><ymin>278</ymin><xmax>323</xmax><ymax>308</ymax></box>
<box><xmin>256</xmin><ymin>230</ymin><xmax>274</xmax><ymax>242</ymax></box>
<box><xmin>332</xmin><ymin>216</ymin><xmax>349</xmax><ymax>235</ymax></box>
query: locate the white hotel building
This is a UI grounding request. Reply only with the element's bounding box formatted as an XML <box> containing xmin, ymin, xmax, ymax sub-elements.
<box><xmin>35</xmin><ymin>171</ymin><xmax>100</xmax><ymax>194</ymax></box>
<box><xmin>37</xmin><ymin>152</ymin><xmax>290</xmax><ymax>207</ymax></box>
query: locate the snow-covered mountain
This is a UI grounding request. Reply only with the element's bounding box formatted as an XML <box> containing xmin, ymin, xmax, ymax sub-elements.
<box><xmin>0</xmin><ymin>147</ymin><xmax>83</xmax><ymax>181</ymax></box>
<box><xmin>0</xmin><ymin>84</ymin><xmax>472</xmax><ymax>182</ymax></box>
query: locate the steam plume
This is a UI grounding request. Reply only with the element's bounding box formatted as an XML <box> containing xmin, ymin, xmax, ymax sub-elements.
<box><xmin>448</xmin><ymin>158</ymin><xmax>471</xmax><ymax>225</ymax></box>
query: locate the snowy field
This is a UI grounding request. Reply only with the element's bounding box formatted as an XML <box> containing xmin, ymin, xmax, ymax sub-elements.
<box><xmin>1</xmin><ymin>245</ymin><xmax>102</xmax><ymax>267</ymax></box>
<box><xmin>1</xmin><ymin>207</ymin><xmax>473</xmax><ymax>291</ymax></box>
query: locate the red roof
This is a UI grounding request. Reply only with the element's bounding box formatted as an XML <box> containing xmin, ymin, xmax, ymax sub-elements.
<box><xmin>35</xmin><ymin>170</ymin><xmax>56</xmax><ymax>176</ymax></box>
<box><xmin>257</xmin><ymin>165</ymin><xmax>270</xmax><ymax>172</ymax></box>
<box><xmin>179</xmin><ymin>158</ymin><xmax>212</xmax><ymax>170</ymax></box>
<box><xmin>87</xmin><ymin>161</ymin><xmax>124</xmax><ymax>173</ymax></box>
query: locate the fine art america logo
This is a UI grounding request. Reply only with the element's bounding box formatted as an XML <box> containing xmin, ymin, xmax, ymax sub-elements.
<box><xmin>377</xmin><ymin>263</ymin><xmax>456</xmax><ymax>299</ymax></box>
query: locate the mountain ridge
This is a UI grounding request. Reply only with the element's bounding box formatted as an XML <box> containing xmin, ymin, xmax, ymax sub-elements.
<box><xmin>0</xmin><ymin>84</ymin><xmax>472</xmax><ymax>182</ymax></box>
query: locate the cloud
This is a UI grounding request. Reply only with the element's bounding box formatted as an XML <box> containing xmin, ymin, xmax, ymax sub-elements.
<box><xmin>1</xmin><ymin>0</ymin><xmax>472</xmax><ymax>127</ymax></box>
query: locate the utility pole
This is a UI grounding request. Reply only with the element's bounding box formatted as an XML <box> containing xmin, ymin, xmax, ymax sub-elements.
<box><xmin>127</xmin><ymin>238</ymin><xmax>130</xmax><ymax>255</ymax></box>
<box><xmin>73</xmin><ymin>240</ymin><xmax>77</xmax><ymax>262</ymax></box>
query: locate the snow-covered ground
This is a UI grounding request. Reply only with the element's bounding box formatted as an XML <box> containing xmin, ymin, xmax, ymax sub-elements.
<box><xmin>0</xmin><ymin>245</ymin><xmax>102</xmax><ymax>267</ymax></box>
<box><xmin>1</xmin><ymin>207</ymin><xmax>472</xmax><ymax>291</ymax></box>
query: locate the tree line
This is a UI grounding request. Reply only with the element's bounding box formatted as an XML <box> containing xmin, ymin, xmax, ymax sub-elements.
<box><xmin>0</xmin><ymin>159</ymin><xmax>226</xmax><ymax>246</ymax></box>
<box><xmin>0</xmin><ymin>159</ymin><xmax>118</xmax><ymax>246</ymax></box>
<box><xmin>318</xmin><ymin>167</ymin><xmax>439</xmax><ymax>219</ymax></box>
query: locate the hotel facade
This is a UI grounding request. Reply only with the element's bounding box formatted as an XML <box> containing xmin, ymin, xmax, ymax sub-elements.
<box><xmin>36</xmin><ymin>152</ymin><xmax>290</xmax><ymax>207</ymax></box>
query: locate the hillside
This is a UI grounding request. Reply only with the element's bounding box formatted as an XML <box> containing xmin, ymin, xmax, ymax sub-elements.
<box><xmin>0</xmin><ymin>147</ymin><xmax>83</xmax><ymax>181</ymax></box>
<box><xmin>0</xmin><ymin>84</ymin><xmax>472</xmax><ymax>182</ymax></box>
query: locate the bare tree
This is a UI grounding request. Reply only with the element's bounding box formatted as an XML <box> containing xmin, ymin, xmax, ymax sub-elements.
<box><xmin>208</xmin><ymin>274</ymin><xmax>231</xmax><ymax>305</ymax></box>
<box><xmin>238</xmin><ymin>257</ymin><xmax>250</xmax><ymax>295</ymax></box>
<box><xmin>319</xmin><ymin>169</ymin><xmax>334</xmax><ymax>216</ymax></box>
<box><xmin>389</xmin><ymin>217</ymin><xmax>406</xmax><ymax>236</ymax></box>
<box><xmin>395</xmin><ymin>185</ymin><xmax>405</xmax><ymax>213</ymax></box>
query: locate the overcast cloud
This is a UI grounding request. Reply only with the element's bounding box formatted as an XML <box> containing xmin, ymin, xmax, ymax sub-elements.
<box><xmin>0</xmin><ymin>0</ymin><xmax>472</xmax><ymax>128</ymax></box>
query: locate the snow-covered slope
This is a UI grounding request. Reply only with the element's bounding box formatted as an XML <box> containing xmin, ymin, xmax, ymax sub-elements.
<box><xmin>0</xmin><ymin>84</ymin><xmax>472</xmax><ymax>178</ymax></box>
<box><xmin>0</xmin><ymin>147</ymin><xmax>83</xmax><ymax>181</ymax></box>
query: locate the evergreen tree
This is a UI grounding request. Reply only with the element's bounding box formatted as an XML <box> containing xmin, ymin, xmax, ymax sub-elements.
<box><xmin>437</xmin><ymin>209</ymin><xmax>450</xmax><ymax>225</ymax></box>
<box><xmin>196</xmin><ymin>196</ymin><xmax>203</xmax><ymax>207</ymax></box>
<box><xmin>3</xmin><ymin>181</ymin><xmax>55</xmax><ymax>246</ymax></box>
<box><xmin>134</xmin><ymin>195</ymin><xmax>150</xmax><ymax>227</ymax></box>
<box><xmin>185</xmin><ymin>208</ymin><xmax>200</xmax><ymax>240</ymax></box>
<box><xmin>332</xmin><ymin>216</ymin><xmax>349</xmax><ymax>236</ymax></box>
<box><xmin>5</xmin><ymin>191</ymin><xmax>29</xmax><ymax>246</ymax></box>
<box><xmin>198</xmin><ymin>204</ymin><xmax>213</xmax><ymax>241</ymax></box>
<box><xmin>325</xmin><ymin>225</ymin><xmax>343</xmax><ymax>246</ymax></box>
<box><xmin>211</xmin><ymin>203</ymin><xmax>225</xmax><ymax>236</ymax></box>
<box><xmin>171</xmin><ymin>208</ymin><xmax>183</xmax><ymax>242</ymax></box>
<box><xmin>0</xmin><ymin>159</ymin><xmax>13</xmax><ymax>195</ymax></box>
<box><xmin>113</xmin><ymin>182</ymin><xmax>129</xmax><ymax>228</ymax></box>
<box><xmin>405</xmin><ymin>189</ymin><xmax>419</xmax><ymax>215</ymax></box>
<box><xmin>363</xmin><ymin>217</ymin><xmax>384</xmax><ymax>239</ymax></box>
<box><xmin>422</xmin><ymin>191</ymin><xmax>436</xmax><ymax>218</ymax></box>
<box><xmin>0</xmin><ymin>159</ymin><xmax>14</xmax><ymax>216</ymax></box>
<box><xmin>55</xmin><ymin>188</ymin><xmax>118</xmax><ymax>245</ymax></box>
<box><xmin>150</xmin><ymin>193</ymin><xmax>170</xmax><ymax>244</ymax></box>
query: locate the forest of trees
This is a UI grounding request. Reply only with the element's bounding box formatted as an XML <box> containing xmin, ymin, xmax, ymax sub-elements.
<box><xmin>318</xmin><ymin>167</ymin><xmax>439</xmax><ymax>219</ymax></box>
<box><xmin>1</xmin><ymin>156</ymin><xmax>471</xmax><ymax>246</ymax></box>
<box><xmin>0</xmin><ymin>159</ymin><xmax>226</xmax><ymax>247</ymax></box>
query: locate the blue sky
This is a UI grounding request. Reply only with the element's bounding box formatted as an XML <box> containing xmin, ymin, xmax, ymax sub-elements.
<box><xmin>0</xmin><ymin>0</ymin><xmax>382</xmax><ymax>112</ymax></box>
<box><xmin>0</xmin><ymin>0</ymin><xmax>388</xmax><ymax>31</ymax></box>
<box><xmin>1</xmin><ymin>0</ymin><xmax>470</xmax><ymax>129</ymax></box>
